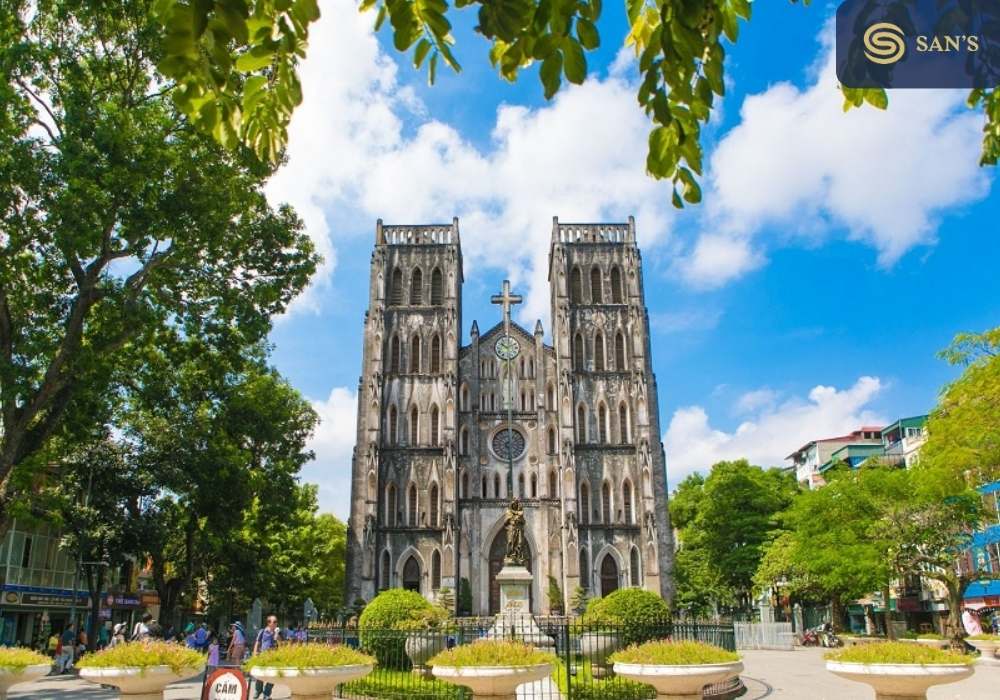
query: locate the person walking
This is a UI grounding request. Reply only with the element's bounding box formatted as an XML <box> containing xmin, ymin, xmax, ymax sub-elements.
<box><xmin>131</xmin><ymin>613</ymin><xmax>152</xmax><ymax>641</ymax></box>
<box><xmin>207</xmin><ymin>632</ymin><xmax>220</xmax><ymax>669</ymax></box>
<box><xmin>251</xmin><ymin>615</ymin><xmax>282</xmax><ymax>700</ymax></box>
<box><xmin>227</xmin><ymin>621</ymin><xmax>247</xmax><ymax>664</ymax></box>
<box><xmin>110</xmin><ymin>623</ymin><xmax>126</xmax><ymax>648</ymax></box>
<box><xmin>58</xmin><ymin>624</ymin><xmax>75</xmax><ymax>674</ymax></box>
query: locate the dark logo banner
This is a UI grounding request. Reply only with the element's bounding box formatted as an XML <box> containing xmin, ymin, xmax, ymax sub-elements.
<box><xmin>836</xmin><ymin>0</ymin><xmax>1000</xmax><ymax>88</ymax></box>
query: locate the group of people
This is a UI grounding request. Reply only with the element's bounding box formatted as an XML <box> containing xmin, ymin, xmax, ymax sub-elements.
<box><xmin>226</xmin><ymin>615</ymin><xmax>308</xmax><ymax>700</ymax></box>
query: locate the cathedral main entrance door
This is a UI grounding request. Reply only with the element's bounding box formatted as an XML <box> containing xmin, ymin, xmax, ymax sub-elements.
<box><xmin>402</xmin><ymin>557</ymin><xmax>421</xmax><ymax>592</ymax></box>
<box><xmin>600</xmin><ymin>555</ymin><xmax>619</xmax><ymax>597</ymax></box>
<box><xmin>488</xmin><ymin>530</ymin><xmax>532</xmax><ymax>614</ymax></box>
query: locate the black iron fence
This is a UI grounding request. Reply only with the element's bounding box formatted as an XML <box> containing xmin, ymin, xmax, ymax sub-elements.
<box><xmin>305</xmin><ymin>618</ymin><xmax>740</xmax><ymax>700</ymax></box>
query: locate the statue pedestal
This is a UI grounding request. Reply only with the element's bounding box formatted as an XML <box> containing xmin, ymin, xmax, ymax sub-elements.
<box><xmin>488</xmin><ymin>565</ymin><xmax>554</xmax><ymax>648</ymax></box>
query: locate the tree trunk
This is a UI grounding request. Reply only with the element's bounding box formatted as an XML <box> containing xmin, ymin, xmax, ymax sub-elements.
<box><xmin>883</xmin><ymin>585</ymin><xmax>894</xmax><ymax>639</ymax></box>
<box><xmin>87</xmin><ymin>567</ymin><xmax>106</xmax><ymax>652</ymax></box>
<box><xmin>830</xmin><ymin>596</ymin><xmax>844</xmax><ymax>632</ymax></box>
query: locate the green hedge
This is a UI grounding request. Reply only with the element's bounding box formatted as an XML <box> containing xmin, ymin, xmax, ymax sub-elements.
<box><xmin>359</xmin><ymin>589</ymin><xmax>434</xmax><ymax>668</ymax></box>
<box><xmin>581</xmin><ymin>588</ymin><xmax>671</xmax><ymax>647</ymax></box>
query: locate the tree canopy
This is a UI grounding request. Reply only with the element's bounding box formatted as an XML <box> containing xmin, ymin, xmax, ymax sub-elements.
<box><xmin>0</xmin><ymin>0</ymin><xmax>319</xmax><ymax>518</ymax></box>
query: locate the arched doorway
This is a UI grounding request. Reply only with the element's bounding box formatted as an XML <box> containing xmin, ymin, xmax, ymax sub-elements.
<box><xmin>600</xmin><ymin>554</ymin><xmax>619</xmax><ymax>597</ymax></box>
<box><xmin>488</xmin><ymin>530</ymin><xmax>533</xmax><ymax>614</ymax></box>
<box><xmin>402</xmin><ymin>556</ymin><xmax>421</xmax><ymax>592</ymax></box>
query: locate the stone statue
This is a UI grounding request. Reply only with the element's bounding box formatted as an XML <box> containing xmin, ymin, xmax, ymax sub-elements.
<box><xmin>504</xmin><ymin>499</ymin><xmax>529</xmax><ymax>567</ymax></box>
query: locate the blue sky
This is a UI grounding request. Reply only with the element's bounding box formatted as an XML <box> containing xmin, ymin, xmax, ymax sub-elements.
<box><xmin>265</xmin><ymin>0</ymin><xmax>1000</xmax><ymax>518</ymax></box>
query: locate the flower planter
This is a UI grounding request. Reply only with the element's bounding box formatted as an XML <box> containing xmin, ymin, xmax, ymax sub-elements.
<box><xmin>433</xmin><ymin>662</ymin><xmax>553</xmax><ymax>699</ymax></box>
<box><xmin>613</xmin><ymin>661</ymin><xmax>744</xmax><ymax>700</ymax></box>
<box><xmin>79</xmin><ymin>664</ymin><xmax>205</xmax><ymax>700</ymax></box>
<box><xmin>0</xmin><ymin>663</ymin><xmax>51</xmax><ymax>700</ymax></box>
<box><xmin>966</xmin><ymin>639</ymin><xmax>1000</xmax><ymax>658</ymax></box>
<box><xmin>249</xmin><ymin>664</ymin><xmax>374</xmax><ymax>700</ymax></box>
<box><xmin>915</xmin><ymin>639</ymin><xmax>948</xmax><ymax>650</ymax></box>
<box><xmin>579</xmin><ymin>631</ymin><xmax>620</xmax><ymax>678</ymax></box>
<box><xmin>406</xmin><ymin>632</ymin><xmax>447</xmax><ymax>678</ymax></box>
<box><xmin>825</xmin><ymin>661</ymin><xmax>974</xmax><ymax>700</ymax></box>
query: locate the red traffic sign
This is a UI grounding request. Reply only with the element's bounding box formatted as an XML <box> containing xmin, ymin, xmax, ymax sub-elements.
<box><xmin>202</xmin><ymin>668</ymin><xmax>249</xmax><ymax>700</ymax></box>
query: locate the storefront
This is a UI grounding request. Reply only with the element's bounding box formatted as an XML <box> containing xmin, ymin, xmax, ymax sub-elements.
<box><xmin>0</xmin><ymin>586</ymin><xmax>146</xmax><ymax>648</ymax></box>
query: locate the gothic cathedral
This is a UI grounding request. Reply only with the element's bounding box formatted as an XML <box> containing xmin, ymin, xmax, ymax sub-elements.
<box><xmin>345</xmin><ymin>217</ymin><xmax>674</xmax><ymax>614</ymax></box>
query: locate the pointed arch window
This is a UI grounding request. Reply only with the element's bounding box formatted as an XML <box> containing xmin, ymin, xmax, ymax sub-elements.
<box><xmin>430</xmin><ymin>405</ymin><xmax>440</xmax><ymax>446</ymax></box>
<box><xmin>390</xmin><ymin>268</ymin><xmax>403</xmax><ymax>305</ymax></box>
<box><xmin>580</xmin><ymin>548</ymin><xmax>590</xmax><ymax>588</ymax></box>
<box><xmin>528</xmin><ymin>357</ymin><xmax>534</xmax><ymax>377</ymax></box>
<box><xmin>570</xmin><ymin>267</ymin><xmax>583</xmax><ymax>304</ymax></box>
<box><xmin>630</xmin><ymin>547</ymin><xmax>641</xmax><ymax>586</ymax></box>
<box><xmin>410</xmin><ymin>336</ymin><xmax>421</xmax><ymax>373</ymax></box>
<box><xmin>594</xmin><ymin>332</ymin><xmax>605</xmax><ymax>371</ymax></box>
<box><xmin>580</xmin><ymin>483</ymin><xmax>590</xmax><ymax>525</ymax></box>
<box><xmin>549</xmin><ymin>469</ymin><xmax>557</xmax><ymax>498</ymax></box>
<box><xmin>410</xmin><ymin>406</ymin><xmax>419</xmax><ymax>445</ymax></box>
<box><xmin>518</xmin><ymin>473</ymin><xmax>525</xmax><ymax>498</ymax></box>
<box><xmin>601</xmin><ymin>481</ymin><xmax>612</xmax><ymax>523</ymax></box>
<box><xmin>388</xmin><ymin>405</ymin><xmax>398</xmax><ymax>445</ymax></box>
<box><xmin>410</xmin><ymin>268</ymin><xmax>423</xmax><ymax>304</ymax></box>
<box><xmin>431</xmin><ymin>268</ymin><xmax>443</xmax><ymax>305</ymax></box>
<box><xmin>619</xmin><ymin>403</ymin><xmax>630</xmax><ymax>444</ymax></box>
<box><xmin>573</xmin><ymin>334</ymin><xmax>585</xmax><ymax>370</ymax></box>
<box><xmin>430</xmin><ymin>483</ymin><xmax>439</xmax><ymax>526</ymax></box>
<box><xmin>432</xmin><ymin>550</ymin><xmax>442</xmax><ymax>590</ymax></box>
<box><xmin>611</xmin><ymin>266</ymin><xmax>624</xmax><ymax>303</ymax></box>
<box><xmin>547</xmin><ymin>428</ymin><xmax>556</xmax><ymax>455</ymax></box>
<box><xmin>460</xmin><ymin>427</ymin><xmax>469</xmax><ymax>455</ymax></box>
<box><xmin>431</xmin><ymin>335</ymin><xmax>442</xmax><ymax>373</ymax></box>
<box><xmin>598</xmin><ymin>403</ymin><xmax>608</xmax><ymax>444</ymax></box>
<box><xmin>461</xmin><ymin>471</ymin><xmax>469</xmax><ymax>499</ymax></box>
<box><xmin>460</xmin><ymin>384</ymin><xmax>469</xmax><ymax>411</ymax></box>
<box><xmin>577</xmin><ymin>405</ymin><xmax>587</xmax><ymax>443</ymax></box>
<box><xmin>381</xmin><ymin>550</ymin><xmax>391</xmax><ymax>589</ymax></box>
<box><xmin>390</xmin><ymin>335</ymin><xmax>401</xmax><ymax>373</ymax></box>
<box><xmin>385</xmin><ymin>484</ymin><xmax>397</xmax><ymax>527</ymax></box>
<box><xmin>590</xmin><ymin>267</ymin><xmax>603</xmax><ymax>303</ymax></box>
<box><xmin>615</xmin><ymin>333</ymin><xmax>626</xmax><ymax>371</ymax></box>
<box><xmin>623</xmin><ymin>480</ymin><xmax>634</xmax><ymax>525</ymax></box>
<box><xmin>494</xmin><ymin>473</ymin><xmax>501</xmax><ymax>499</ymax></box>
<box><xmin>408</xmin><ymin>483</ymin><xmax>418</xmax><ymax>526</ymax></box>
<box><xmin>546</xmin><ymin>383</ymin><xmax>555</xmax><ymax>410</ymax></box>
<box><xmin>481</xmin><ymin>475</ymin><xmax>487</xmax><ymax>498</ymax></box>
<box><xmin>530</xmin><ymin>473</ymin><xmax>538</xmax><ymax>498</ymax></box>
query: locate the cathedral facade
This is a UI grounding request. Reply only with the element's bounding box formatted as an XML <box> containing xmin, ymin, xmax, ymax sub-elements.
<box><xmin>345</xmin><ymin>217</ymin><xmax>674</xmax><ymax>614</ymax></box>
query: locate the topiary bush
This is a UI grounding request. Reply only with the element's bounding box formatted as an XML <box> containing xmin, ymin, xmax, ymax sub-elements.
<box><xmin>359</xmin><ymin>589</ymin><xmax>434</xmax><ymax>668</ymax></box>
<box><xmin>581</xmin><ymin>589</ymin><xmax>671</xmax><ymax>647</ymax></box>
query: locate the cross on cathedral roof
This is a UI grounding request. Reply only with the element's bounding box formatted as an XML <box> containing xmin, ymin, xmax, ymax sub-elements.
<box><xmin>490</xmin><ymin>280</ymin><xmax>522</xmax><ymax>338</ymax></box>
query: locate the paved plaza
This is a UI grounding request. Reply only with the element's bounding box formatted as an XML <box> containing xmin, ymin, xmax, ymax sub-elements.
<box><xmin>8</xmin><ymin>648</ymin><xmax>998</xmax><ymax>699</ymax></box>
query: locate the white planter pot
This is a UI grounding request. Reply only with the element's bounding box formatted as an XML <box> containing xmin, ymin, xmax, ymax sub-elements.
<box><xmin>579</xmin><ymin>631</ymin><xmax>620</xmax><ymax>678</ymax></box>
<box><xmin>405</xmin><ymin>632</ymin><xmax>447</xmax><ymax>677</ymax></box>
<box><xmin>249</xmin><ymin>664</ymin><xmax>373</xmax><ymax>700</ymax></box>
<box><xmin>966</xmin><ymin>639</ymin><xmax>1000</xmax><ymax>658</ymax></box>
<box><xmin>433</xmin><ymin>663</ymin><xmax>552</xmax><ymax>699</ymax></box>
<box><xmin>79</xmin><ymin>664</ymin><xmax>205</xmax><ymax>700</ymax></box>
<box><xmin>825</xmin><ymin>661</ymin><xmax>974</xmax><ymax>700</ymax></box>
<box><xmin>0</xmin><ymin>663</ymin><xmax>51</xmax><ymax>700</ymax></box>
<box><xmin>614</xmin><ymin>661</ymin><xmax>743</xmax><ymax>700</ymax></box>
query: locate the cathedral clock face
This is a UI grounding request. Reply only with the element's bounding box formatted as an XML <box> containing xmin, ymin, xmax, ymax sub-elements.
<box><xmin>492</xmin><ymin>429</ymin><xmax>526</xmax><ymax>460</ymax></box>
<box><xmin>495</xmin><ymin>336</ymin><xmax>520</xmax><ymax>361</ymax></box>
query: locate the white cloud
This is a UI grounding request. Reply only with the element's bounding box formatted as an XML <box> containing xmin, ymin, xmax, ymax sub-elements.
<box><xmin>663</xmin><ymin>376</ymin><xmax>886</xmax><ymax>486</ymax></box>
<box><xmin>267</xmin><ymin>0</ymin><xmax>676</xmax><ymax>323</ymax></box>
<box><xmin>676</xmin><ymin>28</ymin><xmax>990</xmax><ymax>287</ymax></box>
<box><xmin>733</xmin><ymin>387</ymin><xmax>779</xmax><ymax>415</ymax></box>
<box><xmin>301</xmin><ymin>387</ymin><xmax>358</xmax><ymax>517</ymax></box>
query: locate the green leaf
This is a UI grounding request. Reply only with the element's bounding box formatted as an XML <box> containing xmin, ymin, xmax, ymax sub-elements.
<box><xmin>863</xmin><ymin>88</ymin><xmax>888</xmax><ymax>110</ymax></box>
<box><xmin>540</xmin><ymin>51</ymin><xmax>563</xmax><ymax>99</ymax></box>
<box><xmin>414</xmin><ymin>38</ymin><xmax>432</xmax><ymax>68</ymax></box>
<box><xmin>562</xmin><ymin>37</ymin><xmax>586</xmax><ymax>84</ymax></box>
<box><xmin>235</xmin><ymin>46</ymin><xmax>275</xmax><ymax>72</ymax></box>
<box><xmin>576</xmin><ymin>18</ymin><xmax>599</xmax><ymax>50</ymax></box>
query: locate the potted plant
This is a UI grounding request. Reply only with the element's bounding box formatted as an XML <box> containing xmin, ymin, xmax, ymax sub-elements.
<box><xmin>401</xmin><ymin>605</ymin><xmax>452</xmax><ymax>677</ymax></box>
<box><xmin>915</xmin><ymin>633</ymin><xmax>948</xmax><ymax>650</ymax></box>
<box><xmin>77</xmin><ymin>640</ymin><xmax>205</xmax><ymax>699</ymax></box>
<box><xmin>965</xmin><ymin>633</ymin><xmax>1000</xmax><ymax>658</ymax></box>
<box><xmin>359</xmin><ymin>588</ymin><xmax>437</xmax><ymax>670</ymax></box>
<box><xmin>430</xmin><ymin>639</ymin><xmax>555</xmax><ymax>699</ymax></box>
<box><xmin>610</xmin><ymin>639</ymin><xmax>742</xmax><ymax>700</ymax></box>
<box><xmin>245</xmin><ymin>643</ymin><xmax>375</xmax><ymax>699</ymax></box>
<box><xmin>825</xmin><ymin>641</ymin><xmax>974</xmax><ymax>699</ymax></box>
<box><xmin>0</xmin><ymin>647</ymin><xmax>51</xmax><ymax>699</ymax></box>
<box><xmin>578</xmin><ymin>588</ymin><xmax>670</xmax><ymax>678</ymax></box>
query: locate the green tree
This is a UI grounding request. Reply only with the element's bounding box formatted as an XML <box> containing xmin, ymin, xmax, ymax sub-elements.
<box><xmin>672</xmin><ymin>460</ymin><xmax>796</xmax><ymax>613</ymax></box>
<box><xmin>0</xmin><ymin>0</ymin><xmax>318</xmax><ymax>520</ymax></box>
<box><xmin>124</xmin><ymin>347</ymin><xmax>318</xmax><ymax>626</ymax></box>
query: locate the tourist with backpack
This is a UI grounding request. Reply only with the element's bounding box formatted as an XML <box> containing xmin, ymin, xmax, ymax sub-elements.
<box><xmin>251</xmin><ymin>615</ymin><xmax>282</xmax><ymax>699</ymax></box>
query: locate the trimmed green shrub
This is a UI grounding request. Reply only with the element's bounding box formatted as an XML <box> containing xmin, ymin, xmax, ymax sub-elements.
<box><xmin>582</xmin><ymin>589</ymin><xmax>670</xmax><ymax>627</ymax></box>
<box><xmin>359</xmin><ymin>589</ymin><xmax>434</xmax><ymax>668</ymax></box>
<box><xmin>76</xmin><ymin>641</ymin><xmax>205</xmax><ymax>673</ymax></box>
<box><xmin>610</xmin><ymin>640</ymin><xmax>739</xmax><ymax>665</ymax></box>
<box><xmin>344</xmin><ymin>673</ymin><xmax>471</xmax><ymax>699</ymax></box>
<box><xmin>244</xmin><ymin>643</ymin><xmax>374</xmax><ymax>670</ymax></box>
<box><xmin>917</xmin><ymin>633</ymin><xmax>946</xmax><ymax>640</ymax></box>
<box><xmin>826</xmin><ymin>642</ymin><xmax>973</xmax><ymax>665</ymax></box>
<box><xmin>429</xmin><ymin>640</ymin><xmax>556</xmax><ymax>668</ymax></box>
<box><xmin>0</xmin><ymin>647</ymin><xmax>51</xmax><ymax>671</ymax></box>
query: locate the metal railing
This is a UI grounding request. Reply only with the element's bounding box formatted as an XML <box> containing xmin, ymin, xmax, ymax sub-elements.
<box><xmin>308</xmin><ymin>618</ymin><xmax>740</xmax><ymax>699</ymax></box>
